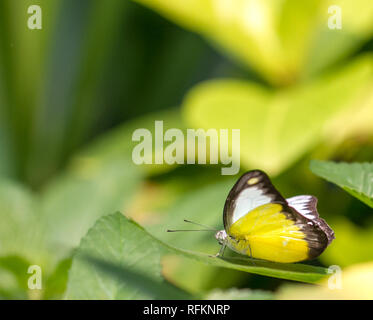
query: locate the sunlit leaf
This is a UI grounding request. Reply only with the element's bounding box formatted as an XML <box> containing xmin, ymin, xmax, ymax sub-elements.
<box><xmin>134</xmin><ymin>0</ymin><xmax>373</xmax><ymax>84</ymax></box>
<box><xmin>305</xmin><ymin>0</ymin><xmax>373</xmax><ymax>77</ymax></box>
<box><xmin>182</xmin><ymin>56</ymin><xmax>373</xmax><ymax>175</ymax></box>
<box><xmin>310</xmin><ymin>160</ymin><xmax>373</xmax><ymax>208</ymax></box>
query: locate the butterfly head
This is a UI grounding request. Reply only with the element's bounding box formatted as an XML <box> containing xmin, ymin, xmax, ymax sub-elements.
<box><xmin>215</xmin><ymin>229</ymin><xmax>227</xmax><ymax>245</ymax></box>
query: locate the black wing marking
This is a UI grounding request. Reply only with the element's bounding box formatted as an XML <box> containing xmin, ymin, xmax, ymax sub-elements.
<box><xmin>224</xmin><ymin>171</ymin><xmax>335</xmax><ymax>260</ymax></box>
<box><xmin>287</xmin><ymin>195</ymin><xmax>335</xmax><ymax>245</ymax></box>
<box><xmin>223</xmin><ymin>170</ymin><xmax>287</xmax><ymax>230</ymax></box>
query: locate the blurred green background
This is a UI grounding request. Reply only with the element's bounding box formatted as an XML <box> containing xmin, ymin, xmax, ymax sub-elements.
<box><xmin>1</xmin><ymin>0</ymin><xmax>373</xmax><ymax>299</ymax></box>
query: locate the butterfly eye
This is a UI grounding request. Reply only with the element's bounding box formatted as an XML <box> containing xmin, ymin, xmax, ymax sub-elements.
<box><xmin>247</xmin><ymin>177</ymin><xmax>259</xmax><ymax>185</ymax></box>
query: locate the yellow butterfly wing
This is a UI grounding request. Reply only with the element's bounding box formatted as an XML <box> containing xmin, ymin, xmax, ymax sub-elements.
<box><xmin>227</xmin><ymin>203</ymin><xmax>310</xmax><ymax>263</ymax></box>
<box><xmin>223</xmin><ymin>170</ymin><xmax>334</xmax><ymax>263</ymax></box>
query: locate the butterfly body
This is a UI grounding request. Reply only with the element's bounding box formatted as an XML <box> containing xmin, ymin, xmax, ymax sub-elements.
<box><xmin>218</xmin><ymin>170</ymin><xmax>334</xmax><ymax>263</ymax></box>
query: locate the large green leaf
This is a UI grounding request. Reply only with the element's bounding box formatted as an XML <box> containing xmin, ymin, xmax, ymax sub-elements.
<box><xmin>66</xmin><ymin>212</ymin><xmax>192</xmax><ymax>299</ymax></box>
<box><xmin>162</xmin><ymin>240</ymin><xmax>330</xmax><ymax>284</ymax></box>
<box><xmin>66</xmin><ymin>212</ymin><xmax>330</xmax><ymax>300</ymax></box>
<box><xmin>310</xmin><ymin>160</ymin><xmax>373</xmax><ymax>208</ymax></box>
<box><xmin>182</xmin><ymin>56</ymin><xmax>373</xmax><ymax>175</ymax></box>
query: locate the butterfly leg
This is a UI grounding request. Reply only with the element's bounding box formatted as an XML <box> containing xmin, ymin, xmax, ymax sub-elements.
<box><xmin>219</xmin><ymin>243</ymin><xmax>226</xmax><ymax>257</ymax></box>
<box><xmin>248</xmin><ymin>242</ymin><xmax>252</xmax><ymax>258</ymax></box>
<box><xmin>210</xmin><ymin>243</ymin><xmax>226</xmax><ymax>258</ymax></box>
<box><xmin>247</xmin><ymin>241</ymin><xmax>256</xmax><ymax>266</ymax></box>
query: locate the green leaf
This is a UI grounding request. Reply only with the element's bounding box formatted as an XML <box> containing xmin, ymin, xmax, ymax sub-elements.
<box><xmin>0</xmin><ymin>0</ymin><xmax>62</xmax><ymax>181</ymax></box>
<box><xmin>148</xmin><ymin>179</ymin><xmax>236</xmax><ymax>293</ymax></box>
<box><xmin>0</xmin><ymin>180</ymin><xmax>74</xmax><ymax>299</ymax></box>
<box><xmin>162</xmin><ymin>243</ymin><xmax>330</xmax><ymax>284</ymax></box>
<box><xmin>0</xmin><ymin>120</ymin><xmax>145</xmax><ymax>297</ymax></box>
<box><xmin>66</xmin><ymin>212</ymin><xmax>193</xmax><ymax>299</ymax></box>
<box><xmin>43</xmin><ymin>258</ymin><xmax>72</xmax><ymax>300</ymax></box>
<box><xmin>305</xmin><ymin>0</ymin><xmax>373</xmax><ymax>77</ymax></box>
<box><xmin>145</xmin><ymin>180</ymin><xmax>330</xmax><ymax>286</ymax></box>
<box><xmin>67</xmin><ymin>213</ymin><xmax>330</xmax><ymax>300</ymax></box>
<box><xmin>26</xmin><ymin>0</ymin><xmax>129</xmax><ymax>184</ymax></box>
<box><xmin>0</xmin><ymin>256</ymin><xmax>31</xmax><ymax>299</ymax></box>
<box><xmin>310</xmin><ymin>160</ymin><xmax>373</xmax><ymax>208</ymax></box>
<box><xmin>182</xmin><ymin>56</ymin><xmax>373</xmax><ymax>175</ymax></box>
<box><xmin>0</xmin><ymin>95</ymin><xmax>15</xmax><ymax>179</ymax></box>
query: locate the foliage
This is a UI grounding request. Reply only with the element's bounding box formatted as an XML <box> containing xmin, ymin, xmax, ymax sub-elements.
<box><xmin>66</xmin><ymin>213</ymin><xmax>329</xmax><ymax>299</ymax></box>
<box><xmin>182</xmin><ymin>57</ymin><xmax>373</xmax><ymax>175</ymax></box>
<box><xmin>135</xmin><ymin>0</ymin><xmax>373</xmax><ymax>84</ymax></box>
<box><xmin>0</xmin><ymin>0</ymin><xmax>373</xmax><ymax>300</ymax></box>
<box><xmin>310</xmin><ymin>160</ymin><xmax>373</xmax><ymax>208</ymax></box>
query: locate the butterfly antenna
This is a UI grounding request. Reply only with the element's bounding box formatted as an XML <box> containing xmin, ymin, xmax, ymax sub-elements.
<box><xmin>183</xmin><ymin>219</ymin><xmax>217</xmax><ymax>231</ymax></box>
<box><xmin>167</xmin><ymin>219</ymin><xmax>217</xmax><ymax>233</ymax></box>
<box><xmin>167</xmin><ymin>229</ymin><xmax>216</xmax><ymax>232</ymax></box>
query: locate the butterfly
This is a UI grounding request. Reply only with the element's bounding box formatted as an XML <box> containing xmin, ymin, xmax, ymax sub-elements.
<box><xmin>169</xmin><ymin>170</ymin><xmax>335</xmax><ymax>263</ymax></box>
